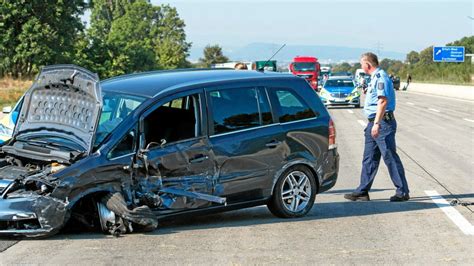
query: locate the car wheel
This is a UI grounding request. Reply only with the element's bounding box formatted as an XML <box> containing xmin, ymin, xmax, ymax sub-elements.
<box><xmin>354</xmin><ymin>103</ymin><xmax>360</xmax><ymax>108</ymax></box>
<box><xmin>267</xmin><ymin>166</ymin><xmax>317</xmax><ymax>218</ymax></box>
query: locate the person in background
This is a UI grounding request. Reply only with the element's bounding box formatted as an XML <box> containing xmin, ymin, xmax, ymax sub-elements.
<box><xmin>405</xmin><ymin>73</ymin><xmax>412</xmax><ymax>90</ymax></box>
<box><xmin>234</xmin><ymin>62</ymin><xmax>248</xmax><ymax>70</ymax></box>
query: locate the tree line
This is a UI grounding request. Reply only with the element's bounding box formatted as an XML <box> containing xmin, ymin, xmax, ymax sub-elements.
<box><xmin>331</xmin><ymin>36</ymin><xmax>473</xmax><ymax>84</ymax></box>
<box><xmin>0</xmin><ymin>0</ymin><xmax>192</xmax><ymax>79</ymax></box>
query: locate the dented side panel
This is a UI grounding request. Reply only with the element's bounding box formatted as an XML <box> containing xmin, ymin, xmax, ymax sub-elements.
<box><xmin>145</xmin><ymin>137</ymin><xmax>217</xmax><ymax>210</ymax></box>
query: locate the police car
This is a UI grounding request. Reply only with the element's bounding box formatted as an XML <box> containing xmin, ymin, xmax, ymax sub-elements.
<box><xmin>318</xmin><ymin>76</ymin><xmax>361</xmax><ymax>108</ymax></box>
<box><xmin>0</xmin><ymin>96</ymin><xmax>23</xmax><ymax>144</ymax></box>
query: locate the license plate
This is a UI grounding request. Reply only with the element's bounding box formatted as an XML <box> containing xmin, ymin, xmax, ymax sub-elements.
<box><xmin>335</xmin><ymin>99</ymin><xmax>345</xmax><ymax>102</ymax></box>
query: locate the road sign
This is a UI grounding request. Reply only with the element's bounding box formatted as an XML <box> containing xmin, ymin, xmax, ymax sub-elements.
<box><xmin>433</xmin><ymin>46</ymin><xmax>465</xmax><ymax>62</ymax></box>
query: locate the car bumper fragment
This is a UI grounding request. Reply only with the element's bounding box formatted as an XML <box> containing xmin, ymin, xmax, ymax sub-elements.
<box><xmin>0</xmin><ymin>194</ymin><xmax>67</xmax><ymax>237</ymax></box>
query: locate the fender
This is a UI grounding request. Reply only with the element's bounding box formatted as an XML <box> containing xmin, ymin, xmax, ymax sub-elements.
<box><xmin>66</xmin><ymin>183</ymin><xmax>122</xmax><ymax>209</ymax></box>
<box><xmin>270</xmin><ymin>158</ymin><xmax>322</xmax><ymax>195</ymax></box>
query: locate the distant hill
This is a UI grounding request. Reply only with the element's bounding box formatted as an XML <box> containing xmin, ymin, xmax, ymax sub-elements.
<box><xmin>189</xmin><ymin>42</ymin><xmax>406</xmax><ymax>64</ymax></box>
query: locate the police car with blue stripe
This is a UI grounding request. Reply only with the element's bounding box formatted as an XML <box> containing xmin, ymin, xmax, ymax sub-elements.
<box><xmin>318</xmin><ymin>76</ymin><xmax>361</xmax><ymax>108</ymax></box>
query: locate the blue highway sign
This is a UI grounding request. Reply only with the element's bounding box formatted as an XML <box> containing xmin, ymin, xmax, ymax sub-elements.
<box><xmin>433</xmin><ymin>46</ymin><xmax>465</xmax><ymax>62</ymax></box>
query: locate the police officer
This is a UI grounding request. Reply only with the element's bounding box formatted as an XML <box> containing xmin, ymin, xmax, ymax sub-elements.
<box><xmin>344</xmin><ymin>52</ymin><xmax>410</xmax><ymax>202</ymax></box>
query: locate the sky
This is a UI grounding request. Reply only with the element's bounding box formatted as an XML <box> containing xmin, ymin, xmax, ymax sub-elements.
<box><xmin>152</xmin><ymin>0</ymin><xmax>473</xmax><ymax>53</ymax></box>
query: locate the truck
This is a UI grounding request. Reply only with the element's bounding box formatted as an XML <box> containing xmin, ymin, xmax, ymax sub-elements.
<box><xmin>289</xmin><ymin>56</ymin><xmax>321</xmax><ymax>91</ymax></box>
<box><xmin>254</xmin><ymin>60</ymin><xmax>277</xmax><ymax>71</ymax></box>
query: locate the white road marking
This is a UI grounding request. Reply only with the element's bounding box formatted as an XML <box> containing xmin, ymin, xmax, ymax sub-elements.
<box><xmin>425</xmin><ymin>190</ymin><xmax>474</xmax><ymax>236</ymax></box>
<box><xmin>347</xmin><ymin>110</ymin><xmax>354</xmax><ymax>114</ymax></box>
<box><xmin>407</xmin><ymin>102</ymin><xmax>415</xmax><ymax>105</ymax></box>
<box><xmin>463</xmin><ymin>118</ymin><xmax>474</xmax><ymax>123</ymax></box>
<box><xmin>428</xmin><ymin>108</ymin><xmax>441</xmax><ymax>113</ymax></box>
<box><xmin>357</xmin><ymin>120</ymin><xmax>367</xmax><ymax>127</ymax></box>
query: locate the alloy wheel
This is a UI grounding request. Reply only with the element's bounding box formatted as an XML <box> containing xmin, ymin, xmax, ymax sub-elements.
<box><xmin>281</xmin><ymin>171</ymin><xmax>312</xmax><ymax>213</ymax></box>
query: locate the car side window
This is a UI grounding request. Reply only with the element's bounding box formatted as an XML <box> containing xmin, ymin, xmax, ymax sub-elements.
<box><xmin>143</xmin><ymin>94</ymin><xmax>200</xmax><ymax>147</ymax></box>
<box><xmin>108</xmin><ymin>124</ymin><xmax>137</xmax><ymax>159</ymax></box>
<box><xmin>210</xmin><ymin>87</ymin><xmax>264</xmax><ymax>135</ymax></box>
<box><xmin>268</xmin><ymin>88</ymin><xmax>316</xmax><ymax>123</ymax></box>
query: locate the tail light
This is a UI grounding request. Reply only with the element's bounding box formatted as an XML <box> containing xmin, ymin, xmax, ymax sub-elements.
<box><xmin>329</xmin><ymin>118</ymin><xmax>336</xmax><ymax>150</ymax></box>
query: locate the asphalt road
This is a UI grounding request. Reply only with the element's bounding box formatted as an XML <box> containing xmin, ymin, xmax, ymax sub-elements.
<box><xmin>0</xmin><ymin>90</ymin><xmax>473</xmax><ymax>264</ymax></box>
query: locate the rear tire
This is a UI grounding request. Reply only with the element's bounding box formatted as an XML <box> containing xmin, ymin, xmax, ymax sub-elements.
<box><xmin>267</xmin><ymin>165</ymin><xmax>317</xmax><ymax>218</ymax></box>
<box><xmin>354</xmin><ymin>103</ymin><xmax>360</xmax><ymax>108</ymax></box>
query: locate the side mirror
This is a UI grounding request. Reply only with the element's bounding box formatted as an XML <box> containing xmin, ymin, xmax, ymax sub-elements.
<box><xmin>2</xmin><ymin>106</ymin><xmax>12</xmax><ymax>114</ymax></box>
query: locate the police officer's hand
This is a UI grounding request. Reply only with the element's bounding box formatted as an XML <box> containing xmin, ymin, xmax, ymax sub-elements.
<box><xmin>371</xmin><ymin>123</ymin><xmax>380</xmax><ymax>138</ymax></box>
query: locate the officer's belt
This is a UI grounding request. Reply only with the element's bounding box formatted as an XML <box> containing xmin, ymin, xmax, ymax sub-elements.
<box><xmin>368</xmin><ymin>112</ymin><xmax>395</xmax><ymax>122</ymax></box>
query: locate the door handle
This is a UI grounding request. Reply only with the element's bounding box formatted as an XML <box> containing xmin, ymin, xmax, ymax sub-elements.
<box><xmin>189</xmin><ymin>154</ymin><xmax>209</xmax><ymax>164</ymax></box>
<box><xmin>265</xmin><ymin>140</ymin><xmax>281</xmax><ymax>148</ymax></box>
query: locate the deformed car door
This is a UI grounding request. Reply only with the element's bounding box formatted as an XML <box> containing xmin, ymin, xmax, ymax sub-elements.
<box><xmin>138</xmin><ymin>90</ymin><xmax>217</xmax><ymax>210</ymax></box>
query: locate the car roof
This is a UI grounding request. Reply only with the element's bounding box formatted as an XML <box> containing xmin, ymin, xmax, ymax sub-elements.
<box><xmin>327</xmin><ymin>76</ymin><xmax>354</xmax><ymax>80</ymax></box>
<box><xmin>101</xmin><ymin>69</ymin><xmax>293</xmax><ymax>98</ymax></box>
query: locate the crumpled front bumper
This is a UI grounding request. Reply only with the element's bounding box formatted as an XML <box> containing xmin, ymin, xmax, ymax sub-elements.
<box><xmin>0</xmin><ymin>195</ymin><xmax>68</xmax><ymax>238</ymax></box>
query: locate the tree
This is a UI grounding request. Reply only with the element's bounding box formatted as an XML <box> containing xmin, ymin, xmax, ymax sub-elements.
<box><xmin>447</xmin><ymin>36</ymin><xmax>474</xmax><ymax>55</ymax></box>
<box><xmin>153</xmin><ymin>5</ymin><xmax>191</xmax><ymax>69</ymax></box>
<box><xmin>85</xmin><ymin>0</ymin><xmax>191</xmax><ymax>77</ymax></box>
<box><xmin>418</xmin><ymin>46</ymin><xmax>434</xmax><ymax>65</ymax></box>
<box><xmin>350</xmin><ymin>63</ymin><xmax>362</xmax><ymax>73</ymax></box>
<box><xmin>387</xmin><ymin>60</ymin><xmax>404</xmax><ymax>75</ymax></box>
<box><xmin>406</xmin><ymin>51</ymin><xmax>420</xmax><ymax>65</ymax></box>
<box><xmin>332</xmin><ymin>62</ymin><xmax>351</xmax><ymax>73</ymax></box>
<box><xmin>106</xmin><ymin>0</ymin><xmax>158</xmax><ymax>75</ymax></box>
<box><xmin>199</xmin><ymin>45</ymin><xmax>229</xmax><ymax>67</ymax></box>
<box><xmin>379</xmin><ymin>58</ymin><xmax>392</xmax><ymax>71</ymax></box>
<box><xmin>0</xmin><ymin>0</ymin><xmax>87</xmax><ymax>77</ymax></box>
<box><xmin>88</xmin><ymin>0</ymin><xmax>130</xmax><ymax>41</ymax></box>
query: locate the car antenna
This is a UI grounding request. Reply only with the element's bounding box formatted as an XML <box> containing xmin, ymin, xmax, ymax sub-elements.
<box><xmin>257</xmin><ymin>44</ymin><xmax>286</xmax><ymax>72</ymax></box>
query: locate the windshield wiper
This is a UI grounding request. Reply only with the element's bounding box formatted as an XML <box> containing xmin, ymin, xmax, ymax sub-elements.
<box><xmin>22</xmin><ymin>139</ymin><xmax>81</xmax><ymax>153</ymax></box>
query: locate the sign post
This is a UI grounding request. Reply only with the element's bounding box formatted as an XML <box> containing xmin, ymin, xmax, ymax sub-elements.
<box><xmin>433</xmin><ymin>46</ymin><xmax>465</xmax><ymax>62</ymax></box>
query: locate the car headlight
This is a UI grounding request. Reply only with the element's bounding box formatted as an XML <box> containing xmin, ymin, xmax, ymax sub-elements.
<box><xmin>320</xmin><ymin>89</ymin><xmax>328</xmax><ymax>97</ymax></box>
<box><xmin>350</xmin><ymin>89</ymin><xmax>360</xmax><ymax>97</ymax></box>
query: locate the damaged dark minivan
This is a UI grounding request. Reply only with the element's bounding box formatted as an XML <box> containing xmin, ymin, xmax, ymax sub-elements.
<box><xmin>0</xmin><ymin>65</ymin><xmax>339</xmax><ymax>238</ymax></box>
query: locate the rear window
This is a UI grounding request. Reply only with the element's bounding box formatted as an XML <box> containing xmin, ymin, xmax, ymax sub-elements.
<box><xmin>268</xmin><ymin>88</ymin><xmax>316</xmax><ymax>123</ymax></box>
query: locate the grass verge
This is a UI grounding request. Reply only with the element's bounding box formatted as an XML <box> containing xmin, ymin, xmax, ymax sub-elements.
<box><xmin>0</xmin><ymin>77</ymin><xmax>31</xmax><ymax>107</ymax></box>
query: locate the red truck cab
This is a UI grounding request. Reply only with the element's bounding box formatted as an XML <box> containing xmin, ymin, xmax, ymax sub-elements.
<box><xmin>289</xmin><ymin>56</ymin><xmax>321</xmax><ymax>91</ymax></box>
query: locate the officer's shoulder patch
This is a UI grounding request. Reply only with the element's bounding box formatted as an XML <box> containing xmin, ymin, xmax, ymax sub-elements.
<box><xmin>376</xmin><ymin>73</ymin><xmax>381</xmax><ymax>78</ymax></box>
<box><xmin>378</xmin><ymin>82</ymin><xmax>385</xmax><ymax>90</ymax></box>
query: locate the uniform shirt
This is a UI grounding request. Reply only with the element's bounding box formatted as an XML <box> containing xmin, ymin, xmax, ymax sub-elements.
<box><xmin>363</xmin><ymin>68</ymin><xmax>396</xmax><ymax>118</ymax></box>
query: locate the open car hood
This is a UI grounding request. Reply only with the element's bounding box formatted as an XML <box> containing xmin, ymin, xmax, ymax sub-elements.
<box><xmin>12</xmin><ymin>65</ymin><xmax>102</xmax><ymax>154</ymax></box>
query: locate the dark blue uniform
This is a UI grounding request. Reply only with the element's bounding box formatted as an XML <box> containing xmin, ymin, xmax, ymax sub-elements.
<box><xmin>355</xmin><ymin>68</ymin><xmax>409</xmax><ymax>196</ymax></box>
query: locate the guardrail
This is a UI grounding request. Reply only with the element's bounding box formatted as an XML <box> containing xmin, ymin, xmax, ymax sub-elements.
<box><xmin>402</xmin><ymin>82</ymin><xmax>474</xmax><ymax>101</ymax></box>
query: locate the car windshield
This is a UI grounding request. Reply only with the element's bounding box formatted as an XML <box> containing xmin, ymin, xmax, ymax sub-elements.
<box><xmin>324</xmin><ymin>79</ymin><xmax>354</xmax><ymax>87</ymax></box>
<box><xmin>94</xmin><ymin>92</ymin><xmax>146</xmax><ymax>147</ymax></box>
<box><xmin>293</xmin><ymin>63</ymin><xmax>316</xmax><ymax>72</ymax></box>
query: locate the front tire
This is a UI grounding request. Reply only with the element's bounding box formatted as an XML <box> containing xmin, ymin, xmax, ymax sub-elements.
<box><xmin>267</xmin><ymin>166</ymin><xmax>317</xmax><ymax>218</ymax></box>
